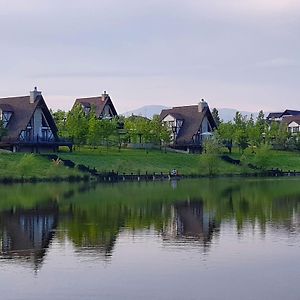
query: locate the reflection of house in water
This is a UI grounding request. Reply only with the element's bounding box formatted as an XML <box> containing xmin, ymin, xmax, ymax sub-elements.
<box><xmin>0</xmin><ymin>202</ymin><xmax>59</xmax><ymax>269</ymax></box>
<box><xmin>163</xmin><ymin>200</ymin><xmax>219</xmax><ymax>249</ymax></box>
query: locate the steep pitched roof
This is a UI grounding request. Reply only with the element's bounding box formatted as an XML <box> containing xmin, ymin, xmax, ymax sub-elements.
<box><xmin>266</xmin><ymin>112</ymin><xmax>283</xmax><ymax>119</ymax></box>
<box><xmin>0</xmin><ymin>95</ymin><xmax>58</xmax><ymax>141</ymax></box>
<box><xmin>281</xmin><ymin>109</ymin><xmax>300</xmax><ymax>117</ymax></box>
<box><xmin>74</xmin><ymin>94</ymin><xmax>117</xmax><ymax>118</ymax></box>
<box><xmin>282</xmin><ymin>115</ymin><xmax>300</xmax><ymax>126</ymax></box>
<box><xmin>160</xmin><ymin>105</ymin><xmax>216</xmax><ymax>144</ymax></box>
<box><xmin>267</xmin><ymin>110</ymin><xmax>300</xmax><ymax>120</ymax></box>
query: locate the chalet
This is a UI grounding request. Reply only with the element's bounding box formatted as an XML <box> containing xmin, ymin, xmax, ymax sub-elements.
<box><xmin>282</xmin><ymin>116</ymin><xmax>300</xmax><ymax>135</ymax></box>
<box><xmin>160</xmin><ymin>99</ymin><xmax>217</xmax><ymax>151</ymax></box>
<box><xmin>266</xmin><ymin>110</ymin><xmax>300</xmax><ymax>122</ymax></box>
<box><xmin>74</xmin><ymin>91</ymin><xmax>118</xmax><ymax>119</ymax></box>
<box><xmin>0</xmin><ymin>87</ymin><xmax>72</xmax><ymax>152</ymax></box>
<box><xmin>266</xmin><ymin>109</ymin><xmax>300</xmax><ymax>135</ymax></box>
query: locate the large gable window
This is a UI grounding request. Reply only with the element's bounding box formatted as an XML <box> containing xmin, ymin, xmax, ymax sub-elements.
<box><xmin>1</xmin><ymin>111</ymin><xmax>13</xmax><ymax>128</ymax></box>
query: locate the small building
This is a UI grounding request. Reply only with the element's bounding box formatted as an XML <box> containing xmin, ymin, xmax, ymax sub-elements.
<box><xmin>266</xmin><ymin>110</ymin><xmax>300</xmax><ymax>122</ymax></box>
<box><xmin>282</xmin><ymin>116</ymin><xmax>300</xmax><ymax>135</ymax></box>
<box><xmin>0</xmin><ymin>87</ymin><xmax>72</xmax><ymax>152</ymax></box>
<box><xmin>74</xmin><ymin>91</ymin><xmax>118</xmax><ymax>119</ymax></box>
<box><xmin>160</xmin><ymin>99</ymin><xmax>217</xmax><ymax>151</ymax></box>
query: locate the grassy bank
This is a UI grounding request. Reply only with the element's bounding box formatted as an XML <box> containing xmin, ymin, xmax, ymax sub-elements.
<box><xmin>59</xmin><ymin>147</ymin><xmax>246</xmax><ymax>175</ymax></box>
<box><xmin>59</xmin><ymin>147</ymin><xmax>300</xmax><ymax>176</ymax></box>
<box><xmin>1</xmin><ymin>147</ymin><xmax>299</xmax><ymax>180</ymax></box>
<box><xmin>0</xmin><ymin>152</ymin><xmax>83</xmax><ymax>182</ymax></box>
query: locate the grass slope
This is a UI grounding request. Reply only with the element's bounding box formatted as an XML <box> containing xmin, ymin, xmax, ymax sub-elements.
<box><xmin>0</xmin><ymin>153</ymin><xmax>81</xmax><ymax>180</ymax></box>
<box><xmin>59</xmin><ymin>147</ymin><xmax>243</xmax><ymax>175</ymax></box>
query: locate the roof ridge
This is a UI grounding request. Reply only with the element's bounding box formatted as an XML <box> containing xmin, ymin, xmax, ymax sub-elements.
<box><xmin>0</xmin><ymin>95</ymin><xmax>29</xmax><ymax>100</ymax></box>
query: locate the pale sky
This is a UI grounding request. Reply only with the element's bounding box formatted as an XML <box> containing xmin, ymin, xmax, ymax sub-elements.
<box><xmin>0</xmin><ymin>0</ymin><xmax>299</xmax><ymax>113</ymax></box>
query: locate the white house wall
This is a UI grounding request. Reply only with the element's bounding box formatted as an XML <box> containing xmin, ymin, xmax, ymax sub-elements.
<box><xmin>33</xmin><ymin>108</ymin><xmax>43</xmax><ymax>138</ymax></box>
<box><xmin>201</xmin><ymin>116</ymin><xmax>211</xmax><ymax>133</ymax></box>
<box><xmin>33</xmin><ymin>108</ymin><xmax>53</xmax><ymax>139</ymax></box>
<box><xmin>163</xmin><ymin>115</ymin><xmax>175</xmax><ymax>122</ymax></box>
<box><xmin>288</xmin><ymin>121</ymin><xmax>300</xmax><ymax>128</ymax></box>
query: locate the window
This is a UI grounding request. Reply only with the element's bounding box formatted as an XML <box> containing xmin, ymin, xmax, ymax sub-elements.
<box><xmin>1</xmin><ymin>111</ymin><xmax>13</xmax><ymax>127</ymax></box>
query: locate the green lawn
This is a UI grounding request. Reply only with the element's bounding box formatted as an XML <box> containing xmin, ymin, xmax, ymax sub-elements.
<box><xmin>229</xmin><ymin>148</ymin><xmax>300</xmax><ymax>171</ymax></box>
<box><xmin>59</xmin><ymin>147</ymin><xmax>244</xmax><ymax>175</ymax></box>
<box><xmin>0</xmin><ymin>152</ymin><xmax>81</xmax><ymax>180</ymax></box>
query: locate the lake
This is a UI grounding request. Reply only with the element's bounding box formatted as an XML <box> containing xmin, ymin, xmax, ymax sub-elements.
<box><xmin>0</xmin><ymin>178</ymin><xmax>300</xmax><ymax>300</ymax></box>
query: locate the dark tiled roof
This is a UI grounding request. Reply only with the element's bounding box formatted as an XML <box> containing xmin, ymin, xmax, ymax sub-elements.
<box><xmin>0</xmin><ymin>95</ymin><xmax>58</xmax><ymax>141</ymax></box>
<box><xmin>266</xmin><ymin>112</ymin><xmax>283</xmax><ymax>119</ymax></box>
<box><xmin>267</xmin><ymin>110</ymin><xmax>300</xmax><ymax>120</ymax></box>
<box><xmin>74</xmin><ymin>94</ymin><xmax>117</xmax><ymax>118</ymax></box>
<box><xmin>0</xmin><ymin>103</ymin><xmax>14</xmax><ymax>112</ymax></box>
<box><xmin>160</xmin><ymin>105</ymin><xmax>216</xmax><ymax>144</ymax></box>
<box><xmin>282</xmin><ymin>116</ymin><xmax>300</xmax><ymax>125</ymax></box>
<box><xmin>282</xmin><ymin>109</ymin><xmax>300</xmax><ymax>116</ymax></box>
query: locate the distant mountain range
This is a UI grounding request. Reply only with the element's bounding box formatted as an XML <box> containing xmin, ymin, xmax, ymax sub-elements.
<box><xmin>121</xmin><ymin>105</ymin><xmax>268</xmax><ymax>122</ymax></box>
<box><xmin>121</xmin><ymin>105</ymin><xmax>170</xmax><ymax>119</ymax></box>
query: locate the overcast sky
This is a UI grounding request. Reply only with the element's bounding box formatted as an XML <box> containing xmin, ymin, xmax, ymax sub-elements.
<box><xmin>0</xmin><ymin>0</ymin><xmax>299</xmax><ymax>113</ymax></box>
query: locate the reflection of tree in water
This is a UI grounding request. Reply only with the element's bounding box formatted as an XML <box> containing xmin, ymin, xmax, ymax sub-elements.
<box><xmin>1</xmin><ymin>179</ymin><xmax>300</xmax><ymax>266</ymax></box>
<box><xmin>162</xmin><ymin>199</ymin><xmax>219</xmax><ymax>250</ymax></box>
<box><xmin>0</xmin><ymin>202</ymin><xmax>59</xmax><ymax>271</ymax></box>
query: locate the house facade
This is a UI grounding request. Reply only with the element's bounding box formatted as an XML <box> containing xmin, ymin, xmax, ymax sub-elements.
<box><xmin>266</xmin><ymin>110</ymin><xmax>300</xmax><ymax>122</ymax></box>
<box><xmin>160</xmin><ymin>99</ymin><xmax>217</xmax><ymax>151</ymax></box>
<box><xmin>0</xmin><ymin>87</ymin><xmax>72</xmax><ymax>152</ymax></box>
<box><xmin>266</xmin><ymin>109</ymin><xmax>300</xmax><ymax>135</ymax></box>
<box><xmin>282</xmin><ymin>116</ymin><xmax>300</xmax><ymax>135</ymax></box>
<box><xmin>74</xmin><ymin>91</ymin><xmax>118</xmax><ymax>119</ymax></box>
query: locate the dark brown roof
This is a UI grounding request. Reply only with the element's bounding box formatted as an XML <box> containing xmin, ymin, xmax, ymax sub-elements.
<box><xmin>0</xmin><ymin>95</ymin><xmax>58</xmax><ymax>141</ymax></box>
<box><xmin>267</xmin><ymin>112</ymin><xmax>282</xmax><ymax>119</ymax></box>
<box><xmin>282</xmin><ymin>116</ymin><xmax>300</xmax><ymax>126</ymax></box>
<box><xmin>74</xmin><ymin>94</ymin><xmax>117</xmax><ymax>118</ymax></box>
<box><xmin>0</xmin><ymin>103</ymin><xmax>14</xmax><ymax>112</ymax></box>
<box><xmin>160</xmin><ymin>105</ymin><xmax>217</xmax><ymax>144</ymax></box>
<box><xmin>267</xmin><ymin>110</ymin><xmax>300</xmax><ymax>120</ymax></box>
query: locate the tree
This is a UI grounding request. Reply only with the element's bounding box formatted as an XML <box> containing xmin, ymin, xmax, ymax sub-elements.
<box><xmin>202</xmin><ymin>138</ymin><xmax>220</xmax><ymax>175</ymax></box>
<box><xmin>0</xmin><ymin>120</ymin><xmax>7</xmax><ymax>141</ymax></box>
<box><xmin>98</xmin><ymin>118</ymin><xmax>118</xmax><ymax>148</ymax></box>
<box><xmin>233</xmin><ymin>112</ymin><xmax>249</xmax><ymax>152</ymax></box>
<box><xmin>211</xmin><ymin>108</ymin><xmax>221</xmax><ymax>127</ymax></box>
<box><xmin>52</xmin><ymin>109</ymin><xmax>68</xmax><ymax>137</ymax></box>
<box><xmin>217</xmin><ymin>122</ymin><xmax>234</xmax><ymax>153</ymax></box>
<box><xmin>87</xmin><ymin>113</ymin><xmax>101</xmax><ymax>146</ymax></box>
<box><xmin>66</xmin><ymin>104</ymin><xmax>88</xmax><ymax>146</ymax></box>
<box><xmin>247</xmin><ymin>114</ymin><xmax>260</xmax><ymax>152</ymax></box>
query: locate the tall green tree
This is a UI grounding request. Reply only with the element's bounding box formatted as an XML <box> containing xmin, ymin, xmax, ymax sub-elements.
<box><xmin>217</xmin><ymin>122</ymin><xmax>234</xmax><ymax>153</ymax></box>
<box><xmin>66</xmin><ymin>104</ymin><xmax>88</xmax><ymax>146</ymax></box>
<box><xmin>233</xmin><ymin>112</ymin><xmax>249</xmax><ymax>152</ymax></box>
<box><xmin>52</xmin><ymin>109</ymin><xmax>68</xmax><ymax>137</ymax></box>
<box><xmin>211</xmin><ymin>108</ymin><xmax>221</xmax><ymax>127</ymax></box>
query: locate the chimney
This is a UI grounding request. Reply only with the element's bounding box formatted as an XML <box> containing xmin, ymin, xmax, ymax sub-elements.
<box><xmin>30</xmin><ymin>87</ymin><xmax>42</xmax><ymax>103</ymax></box>
<box><xmin>102</xmin><ymin>90</ymin><xmax>108</xmax><ymax>101</ymax></box>
<box><xmin>198</xmin><ymin>99</ymin><xmax>208</xmax><ymax>112</ymax></box>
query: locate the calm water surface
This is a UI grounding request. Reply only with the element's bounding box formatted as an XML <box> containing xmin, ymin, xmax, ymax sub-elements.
<box><xmin>0</xmin><ymin>178</ymin><xmax>300</xmax><ymax>300</ymax></box>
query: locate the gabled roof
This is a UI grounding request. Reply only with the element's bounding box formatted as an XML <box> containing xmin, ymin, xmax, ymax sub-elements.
<box><xmin>282</xmin><ymin>109</ymin><xmax>300</xmax><ymax>116</ymax></box>
<box><xmin>74</xmin><ymin>93</ymin><xmax>118</xmax><ymax>118</ymax></box>
<box><xmin>282</xmin><ymin>116</ymin><xmax>300</xmax><ymax>126</ymax></box>
<box><xmin>0</xmin><ymin>103</ymin><xmax>14</xmax><ymax>112</ymax></box>
<box><xmin>160</xmin><ymin>105</ymin><xmax>216</xmax><ymax>144</ymax></box>
<box><xmin>266</xmin><ymin>112</ymin><xmax>282</xmax><ymax>119</ymax></box>
<box><xmin>0</xmin><ymin>95</ymin><xmax>58</xmax><ymax>141</ymax></box>
<box><xmin>267</xmin><ymin>110</ymin><xmax>300</xmax><ymax>120</ymax></box>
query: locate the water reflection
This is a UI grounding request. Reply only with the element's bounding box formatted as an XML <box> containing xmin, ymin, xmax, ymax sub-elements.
<box><xmin>0</xmin><ymin>178</ymin><xmax>300</xmax><ymax>269</ymax></box>
<box><xmin>163</xmin><ymin>200</ymin><xmax>219</xmax><ymax>250</ymax></box>
<box><xmin>0</xmin><ymin>202</ymin><xmax>58</xmax><ymax>270</ymax></box>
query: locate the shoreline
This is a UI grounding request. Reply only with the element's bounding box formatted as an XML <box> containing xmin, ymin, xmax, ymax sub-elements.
<box><xmin>1</xmin><ymin>169</ymin><xmax>299</xmax><ymax>185</ymax></box>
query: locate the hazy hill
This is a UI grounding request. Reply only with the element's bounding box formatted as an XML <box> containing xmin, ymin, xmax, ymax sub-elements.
<box><xmin>121</xmin><ymin>105</ymin><xmax>267</xmax><ymax>121</ymax></box>
<box><xmin>121</xmin><ymin>105</ymin><xmax>169</xmax><ymax>119</ymax></box>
